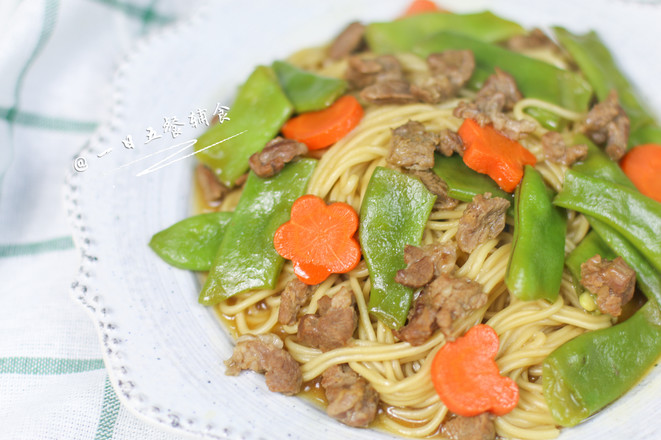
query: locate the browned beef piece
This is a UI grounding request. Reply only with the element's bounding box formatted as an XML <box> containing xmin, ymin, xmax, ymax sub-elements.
<box><xmin>581</xmin><ymin>255</ymin><xmax>636</xmax><ymax>317</ymax></box>
<box><xmin>489</xmin><ymin>112</ymin><xmax>537</xmax><ymax>141</ymax></box>
<box><xmin>395</xmin><ymin>242</ymin><xmax>458</xmax><ymax>288</ymax></box>
<box><xmin>443</xmin><ymin>413</ymin><xmax>496</xmax><ymax>440</ymax></box>
<box><xmin>411</xmin><ymin>50</ymin><xmax>475</xmax><ymax>104</ymax></box>
<box><xmin>397</xmin><ymin>273</ymin><xmax>486</xmax><ymax>344</ymax></box>
<box><xmin>297</xmin><ymin>287</ymin><xmax>357</xmax><ymax>352</ymax></box>
<box><xmin>410</xmin><ymin>75</ymin><xmax>455</xmax><ymax>104</ymax></box>
<box><xmin>360</xmin><ymin>79</ymin><xmax>417</xmax><ymax>105</ymax></box>
<box><xmin>395</xmin><ymin>289</ymin><xmax>437</xmax><ymax>345</ymax></box>
<box><xmin>321</xmin><ymin>364</ymin><xmax>379</xmax><ymax>428</ymax></box>
<box><xmin>453</xmin><ymin>68</ymin><xmax>535</xmax><ymax>140</ymax></box>
<box><xmin>541</xmin><ymin>131</ymin><xmax>588</xmax><ymax>166</ymax></box>
<box><xmin>456</xmin><ymin>193</ymin><xmax>510</xmax><ymax>253</ymax></box>
<box><xmin>249</xmin><ymin>137</ymin><xmax>308</xmax><ymax>178</ymax></box>
<box><xmin>426</xmin><ymin>241</ymin><xmax>458</xmax><ymax>276</ymax></box>
<box><xmin>506</xmin><ymin>28</ymin><xmax>558</xmax><ymax>52</ymax></box>
<box><xmin>453</xmin><ymin>100</ymin><xmax>492</xmax><ymax>126</ymax></box>
<box><xmin>346</xmin><ymin>55</ymin><xmax>406</xmax><ymax>89</ymax></box>
<box><xmin>407</xmin><ymin>169</ymin><xmax>459</xmax><ymax>210</ymax></box>
<box><xmin>224</xmin><ymin>334</ymin><xmax>302</xmax><ymax>395</ymax></box>
<box><xmin>432</xmin><ymin>274</ymin><xmax>486</xmax><ymax>339</ymax></box>
<box><xmin>278</xmin><ymin>278</ymin><xmax>316</xmax><ymax>325</ymax></box>
<box><xmin>395</xmin><ymin>245</ymin><xmax>435</xmax><ymax>288</ymax></box>
<box><xmin>387</xmin><ymin>120</ymin><xmax>438</xmax><ymax>170</ymax></box>
<box><xmin>428</xmin><ymin>274</ymin><xmax>488</xmax><ymax>340</ymax></box>
<box><xmin>436</xmin><ymin>128</ymin><xmax>465</xmax><ymax>157</ymax></box>
<box><xmin>427</xmin><ymin>50</ymin><xmax>475</xmax><ymax>89</ymax></box>
<box><xmin>604</xmin><ymin>113</ymin><xmax>630</xmax><ymax>160</ymax></box>
<box><xmin>346</xmin><ymin>54</ymin><xmax>418</xmax><ymax>104</ymax></box>
<box><xmin>195</xmin><ymin>163</ymin><xmax>229</xmax><ymax>203</ymax></box>
<box><xmin>233</xmin><ymin>172</ymin><xmax>249</xmax><ymax>187</ymax></box>
<box><xmin>328</xmin><ymin>21</ymin><xmax>365</xmax><ymax>60</ymax></box>
<box><xmin>476</xmin><ymin>68</ymin><xmax>522</xmax><ymax>111</ymax></box>
<box><xmin>581</xmin><ymin>90</ymin><xmax>630</xmax><ymax>160</ymax></box>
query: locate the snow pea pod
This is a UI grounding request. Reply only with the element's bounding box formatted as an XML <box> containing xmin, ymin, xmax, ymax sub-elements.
<box><xmin>544</xmin><ymin>134</ymin><xmax>661</xmax><ymax>428</ymax></box>
<box><xmin>565</xmin><ymin>230</ymin><xmax>616</xmax><ymax>283</ymax></box>
<box><xmin>149</xmin><ymin>212</ymin><xmax>232</xmax><ymax>271</ymax></box>
<box><xmin>359</xmin><ymin>167</ymin><xmax>435</xmax><ymax>329</ymax></box>
<box><xmin>431</xmin><ymin>153</ymin><xmax>513</xmax><ymax>212</ymax></box>
<box><xmin>523</xmin><ymin>107</ymin><xmax>566</xmax><ymax>132</ymax></box>
<box><xmin>365</xmin><ymin>11</ymin><xmax>524</xmax><ymax>54</ymax></box>
<box><xmin>272</xmin><ymin>60</ymin><xmax>347</xmax><ymax>113</ymax></box>
<box><xmin>572</xmin><ymin>135</ymin><xmax>635</xmax><ymax>188</ymax></box>
<box><xmin>195</xmin><ymin>66</ymin><xmax>294</xmax><ymax>187</ymax></box>
<box><xmin>199</xmin><ymin>159</ymin><xmax>317</xmax><ymax>305</ymax></box>
<box><xmin>588</xmin><ymin>217</ymin><xmax>661</xmax><ymax>308</ymax></box>
<box><xmin>413</xmin><ymin>32</ymin><xmax>593</xmax><ymax>113</ymax></box>
<box><xmin>553</xmin><ymin>27</ymin><xmax>661</xmax><ymax>145</ymax></box>
<box><xmin>568</xmin><ymin>134</ymin><xmax>661</xmax><ymax>294</ymax></box>
<box><xmin>630</xmin><ymin>125</ymin><xmax>661</xmax><ymax>147</ymax></box>
<box><xmin>543</xmin><ymin>300</ymin><xmax>661</xmax><ymax>427</ymax></box>
<box><xmin>505</xmin><ymin>165</ymin><xmax>567</xmax><ymax>302</ymax></box>
<box><xmin>554</xmin><ymin>170</ymin><xmax>661</xmax><ymax>274</ymax></box>
<box><xmin>565</xmin><ymin>135</ymin><xmax>636</xmax><ymax>277</ymax></box>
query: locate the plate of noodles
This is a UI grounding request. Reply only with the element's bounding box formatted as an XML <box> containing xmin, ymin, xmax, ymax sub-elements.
<box><xmin>67</xmin><ymin>0</ymin><xmax>661</xmax><ymax>439</ymax></box>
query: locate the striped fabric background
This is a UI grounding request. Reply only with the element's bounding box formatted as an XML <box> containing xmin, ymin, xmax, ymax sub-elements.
<box><xmin>0</xmin><ymin>0</ymin><xmax>201</xmax><ymax>438</ymax></box>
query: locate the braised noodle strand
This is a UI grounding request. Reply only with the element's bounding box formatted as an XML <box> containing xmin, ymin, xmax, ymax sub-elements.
<box><xmin>211</xmin><ymin>90</ymin><xmax>613</xmax><ymax>439</ymax></box>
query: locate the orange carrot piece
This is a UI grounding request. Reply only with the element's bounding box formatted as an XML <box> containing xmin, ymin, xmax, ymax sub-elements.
<box><xmin>402</xmin><ymin>0</ymin><xmax>442</xmax><ymax>16</ymax></box>
<box><xmin>273</xmin><ymin>194</ymin><xmax>361</xmax><ymax>285</ymax></box>
<box><xmin>619</xmin><ymin>143</ymin><xmax>661</xmax><ymax>203</ymax></box>
<box><xmin>431</xmin><ymin>324</ymin><xmax>519</xmax><ymax>417</ymax></box>
<box><xmin>458</xmin><ymin>118</ymin><xmax>537</xmax><ymax>193</ymax></box>
<box><xmin>281</xmin><ymin>95</ymin><xmax>363</xmax><ymax>150</ymax></box>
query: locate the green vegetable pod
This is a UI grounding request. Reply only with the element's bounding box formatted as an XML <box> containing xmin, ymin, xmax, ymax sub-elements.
<box><xmin>359</xmin><ymin>167</ymin><xmax>436</xmax><ymax>329</ymax></box>
<box><xmin>365</xmin><ymin>11</ymin><xmax>525</xmax><ymax>54</ymax></box>
<box><xmin>543</xmin><ymin>301</ymin><xmax>661</xmax><ymax>427</ymax></box>
<box><xmin>588</xmin><ymin>217</ymin><xmax>661</xmax><ymax>308</ymax></box>
<box><xmin>149</xmin><ymin>211</ymin><xmax>232</xmax><ymax>271</ymax></box>
<box><xmin>506</xmin><ymin>165</ymin><xmax>567</xmax><ymax>302</ymax></box>
<box><xmin>413</xmin><ymin>32</ymin><xmax>593</xmax><ymax>113</ymax></box>
<box><xmin>565</xmin><ymin>230</ymin><xmax>617</xmax><ymax>283</ymax></box>
<box><xmin>431</xmin><ymin>153</ymin><xmax>513</xmax><ymax>213</ymax></box>
<box><xmin>199</xmin><ymin>158</ymin><xmax>317</xmax><ymax>305</ymax></box>
<box><xmin>553</xmin><ymin>26</ymin><xmax>661</xmax><ymax>145</ymax></box>
<box><xmin>195</xmin><ymin>65</ymin><xmax>294</xmax><ymax>187</ymax></box>
<box><xmin>544</xmin><ymin>137</ymin><xmax>661</xmax><ymax>428</ymax></box>
<box><xmin>629</xmin><ymin>125</ymin><xmax>661</xmax><ymax>147</ymax></box>
<box><xmin>571</xmin><ymin>135</ymin><xmax>636</xmax><ymax>188</ymax></box>
<box><xmin>565</xmin><ymin>135</ymin><xmax>635</xmax><ymax>282</ymax></box>
<box><xmin>554</xmin><ymin>170</ymin><xmax>661</xmax><ymax>274</ymax></box>
<box><xmin>272</xmin><ymin>60</ymin><xmax>346</xmax><ymax>113</ymax></box>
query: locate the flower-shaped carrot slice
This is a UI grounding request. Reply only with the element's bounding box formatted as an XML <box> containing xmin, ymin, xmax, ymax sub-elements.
<box><xmin>273</xmin><ymin>194</ymin><xmax>361</xmax><ymax>285</ymax></box>
<box><xmin>458</xmin><ymin>118</ymin><xmax>537</xmax><ymax>193</ymax></box>
<box><xmin>431</xmin><ymin>324</ymin><xmax>519</xmax><ymax>417</ymax></box>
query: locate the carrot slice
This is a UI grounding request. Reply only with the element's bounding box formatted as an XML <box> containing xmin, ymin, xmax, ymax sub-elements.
<box><xmin>458</xmin><ymin>118</ymin><xmax>537</xmax><ymax>193</ymax></box>
<box><xmin>431</xmin><ymin>324</ymin><xmax>519</xmax><ymax>417</ymax></box>
<box><xmin>620</xmin><ymin>143</ymin><xmax>661</xmax><ymax>203</ymax></box>
<box><xmin>281</xmin><ymin>95</ymin><xmax>363</xmax><ymax>150</ymax></box>
<box><xmin>273</xmin><ymin>194</ymin><xmax>361</xmax><ymax>285</ymax></box>
<box><xmin>402</xmin><ymin>0</ymin><xmax>442</xmax><ymax>16</ymax></box>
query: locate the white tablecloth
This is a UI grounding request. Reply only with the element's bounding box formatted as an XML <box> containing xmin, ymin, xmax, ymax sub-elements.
<box><xmin>0</xmin><ymin>1</ymin><xmax>201</xmax><ymax>438</ymax></box>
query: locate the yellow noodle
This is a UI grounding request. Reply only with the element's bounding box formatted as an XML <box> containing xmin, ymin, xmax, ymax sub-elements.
<box><xmin>211</xmin><ymin>94</ymin><xmax>612</xmax><ymax>440</ymax></box>
<box><xmin>514</xmin><ymin>97</ymin><xmax>585</xmax><ymax>122</ymax></box>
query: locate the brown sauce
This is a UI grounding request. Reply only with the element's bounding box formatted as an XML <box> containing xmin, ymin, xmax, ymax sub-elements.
<box><xmin>617</xmin><ymin>289</ymin><xmax>647</xmax><ymax>323</ymax></box>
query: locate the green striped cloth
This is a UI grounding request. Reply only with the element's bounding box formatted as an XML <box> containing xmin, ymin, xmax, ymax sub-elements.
<box><xmin>0</xmin><ymin>0</ymin><xmax>198</xmax><ymax>438</ymax></box>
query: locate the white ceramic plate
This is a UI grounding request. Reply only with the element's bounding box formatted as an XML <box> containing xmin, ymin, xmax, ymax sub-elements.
<box><xmin>66</xmin><ymin>1</ymin><xmax>661</xmax><ymax>438</ymax></box>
